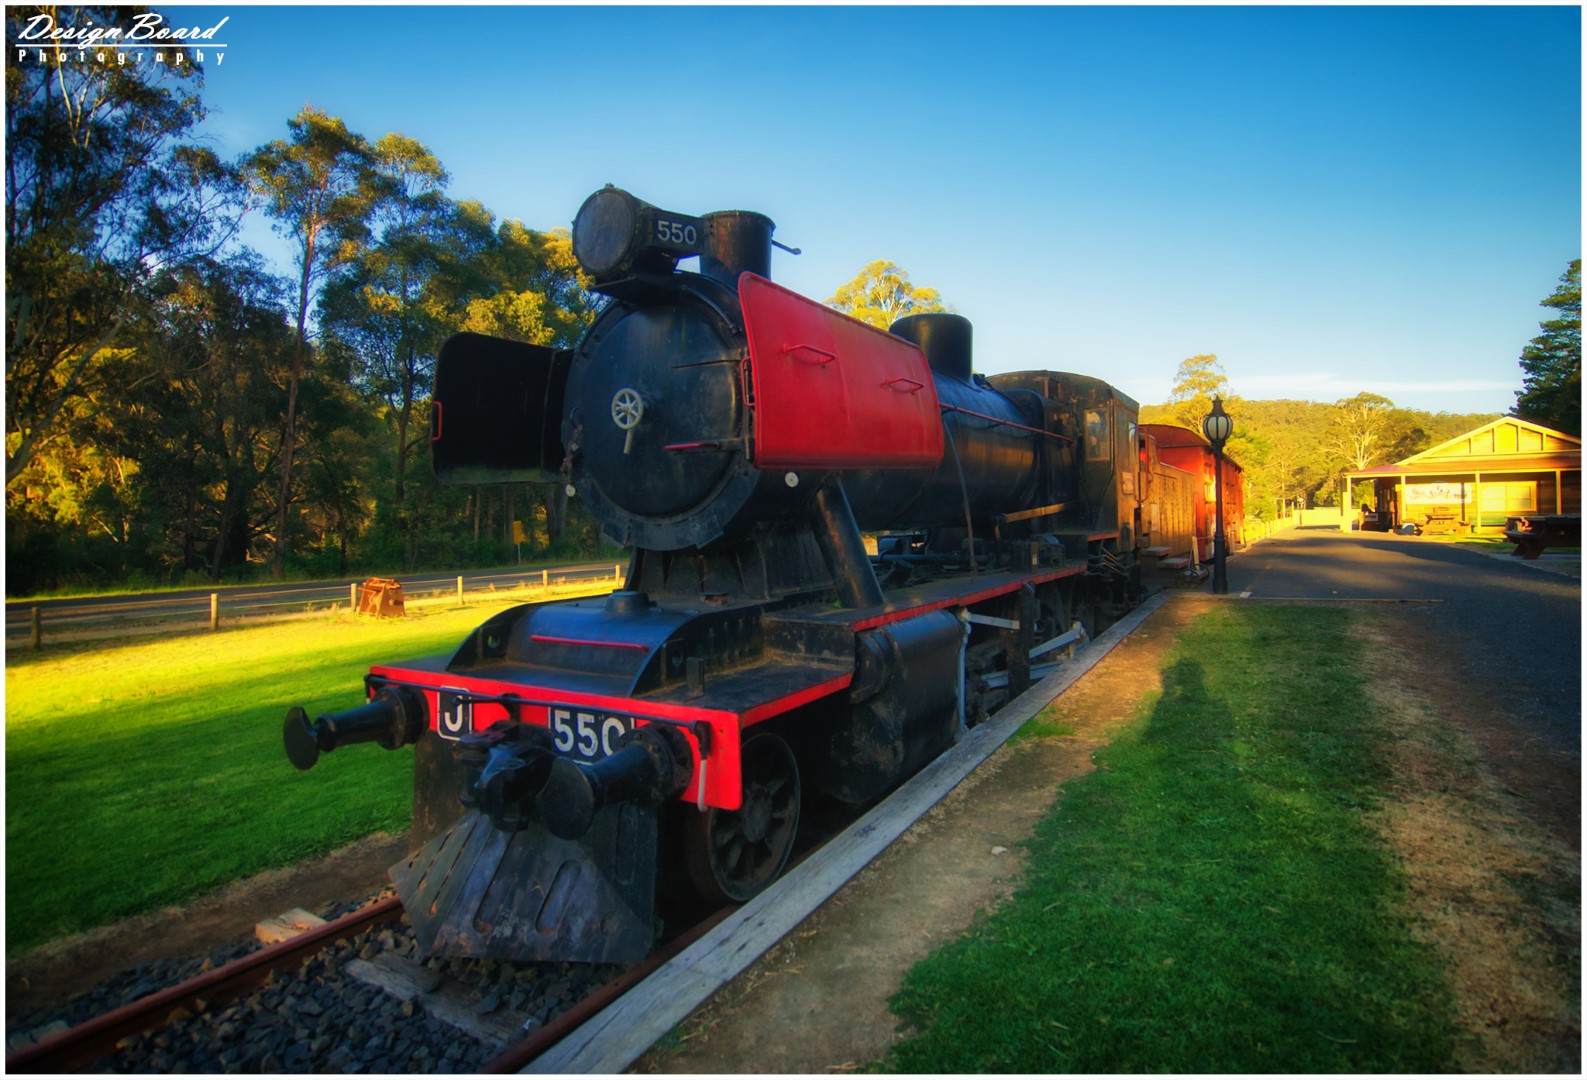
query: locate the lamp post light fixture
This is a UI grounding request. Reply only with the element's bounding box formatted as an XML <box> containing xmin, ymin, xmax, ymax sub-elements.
<box><xmin>1202</xmin><ymin>396</ymin><xmax>1233</xmax><ymax>595</ymax></box>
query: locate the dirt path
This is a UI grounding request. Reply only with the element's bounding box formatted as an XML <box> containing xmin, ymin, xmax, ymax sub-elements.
<box><xmin>1360</xmin><ymin>612</ymin><xmax>1580</xmax><ymax>1072</ymax></box>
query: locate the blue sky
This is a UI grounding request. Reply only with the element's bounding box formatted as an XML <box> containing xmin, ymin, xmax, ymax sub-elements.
<box><xmin>143</xmin><ymin>4</ymin><xmax>1581</xmax><ymax>413</ymax></box>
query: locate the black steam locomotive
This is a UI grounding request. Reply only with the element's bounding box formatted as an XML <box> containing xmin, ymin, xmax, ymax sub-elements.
<box><xmin>284</xmin><ymin>187</ymin><xmax>1157</xmax><ymax>965</ymax></box>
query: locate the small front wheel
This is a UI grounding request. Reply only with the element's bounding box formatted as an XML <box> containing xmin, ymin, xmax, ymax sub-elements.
<box><xmin>683</xmin><ymin>732</ymin><xmax>800</xmax><ymax>903</ymax></box>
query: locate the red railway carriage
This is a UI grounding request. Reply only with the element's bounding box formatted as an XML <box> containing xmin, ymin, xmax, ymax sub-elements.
<box><xmin>1140</xmin><ymin>423</ymin><xmax>1245</xmax><ymax>557</ymax></box>
<box><xmin>284</xmin><ymin>188</ymin><xmax>1164</xmax><ymax>965</ymax></box>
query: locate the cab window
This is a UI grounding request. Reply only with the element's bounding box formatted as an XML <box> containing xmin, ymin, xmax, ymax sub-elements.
<box><xmin>1085</xmin><ymin>409</ymin><xmax>1109</xmax><ymax>461</ymax></box>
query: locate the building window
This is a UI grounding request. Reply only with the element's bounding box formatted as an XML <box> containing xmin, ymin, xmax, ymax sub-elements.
<box><xmin>1480</xmin><ymin>481</ymin><xmax>1537</xmax><ymax>525</ymax></box>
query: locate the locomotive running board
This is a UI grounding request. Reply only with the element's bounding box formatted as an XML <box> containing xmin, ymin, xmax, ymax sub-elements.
<box><xmin>390</xmin><ymin>807</ymin><xmax>657</xmax><ymax>965</ymax></box>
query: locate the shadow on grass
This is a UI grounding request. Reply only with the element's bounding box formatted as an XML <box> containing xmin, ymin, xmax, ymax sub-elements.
<box><xmin>884</xmin><ymin>606</ymin><xmax>1457</xmax><ymax>1074</ymax></box>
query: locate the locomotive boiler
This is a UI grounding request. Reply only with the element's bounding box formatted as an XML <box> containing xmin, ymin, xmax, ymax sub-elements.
<box><xmin>284</xmin><ymin>186</ymin><xmax>1156</xmax><ymax>965</ymax></box>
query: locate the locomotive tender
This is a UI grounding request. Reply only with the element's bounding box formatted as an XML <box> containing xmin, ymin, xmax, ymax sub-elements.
<box><xmin>285</xmin><ymin>187</ymin><xmax>1168</xmax><ymax>965</ymax></box>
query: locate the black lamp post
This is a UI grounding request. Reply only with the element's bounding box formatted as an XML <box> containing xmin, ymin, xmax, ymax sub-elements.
<box><xmin>1202</xmin><ymin>396</ymin><xmax>1233</xmax><ymax>595</ymax></box>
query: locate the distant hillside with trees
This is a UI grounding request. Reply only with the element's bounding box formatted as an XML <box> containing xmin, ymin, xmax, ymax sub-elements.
<box><xmin>1140</xmin><ymin>356</ymin><xmax>1500</xmax><ymax>519</ymax></box>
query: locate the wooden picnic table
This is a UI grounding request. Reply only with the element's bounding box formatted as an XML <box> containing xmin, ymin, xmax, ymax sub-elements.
<box><xmin>1503</xmin><ymin>514</ymin><xmax>1581</xmax><ymax>559</ymax></box>
<box><xmin>1418</xmin><ymin>506</ymin><xmax>1465</xmax><ymax>535</ymax></box>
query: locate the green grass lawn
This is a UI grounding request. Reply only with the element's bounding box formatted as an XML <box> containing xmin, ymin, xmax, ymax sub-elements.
<box><xmin>884</xmin><ymin>605</ymin><xmax>1458</xmax><ymax>1073</ymax></box>
<box><xmin>5</xmin><ymin>604</ymin><xmax>514</xmax><ymax>956</ymax></box>
<box><xmin>1438</xmin><ymin>533</ymin><xmax>1579</xmax><ymax>554</ymax></box>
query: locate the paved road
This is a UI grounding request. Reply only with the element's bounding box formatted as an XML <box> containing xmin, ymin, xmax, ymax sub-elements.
<box><xmin>1231</xmin><ymin>527</ymin><xmax>1580</xmax><ymax>752</ymax></box>
<box><xmin>5</xmin><ymin>561</ymin><xmax>623</xmax><ymax>640</ymax></box>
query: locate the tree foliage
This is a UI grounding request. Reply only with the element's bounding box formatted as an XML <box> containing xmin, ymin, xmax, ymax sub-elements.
<box><xmin>320</xmin><ymin>132</ymin><xmax>451</xmax><ymax>503</ymax></box>
<box><xmin>1328</xmin><ymin>392</ymin><xmax>1397</xmax><ymax>472</ymax></box>
<box><xmin>828</xmin><ymin>260</ymin><xmax>948</xmax><ymax>329</ymax></box>
<box><xmin>247</xmin><ymin>105</ymin><xmax>384</xmax><ymax>577</ymax></box>
<box><xmin>128</xmin><ymin>255</ymin><xmax>295</xmax><ymax>581</ymax></box>
<box><xmin>1513</xmin><ymin>258</ymin><xmax>1581</xmax><ymax>436</ymax></box>
<box><xmin>1143</xmin><ymin>354</ymin><xmax>1232</xmax><ymax>433</ymax></box>
<box><xmin>8</xmin><ymin>86</ymin><xmax>601</xmax><ymax>595</ymax></box>
<box><xmin>5</xmin><ymin>4</ymin><xmax>237</xmax><ymax>486</ymax></box>
<box><xmin>1140</xmin><ymin>358</ymin><xmax>1501</xmax><ymax>516</ymax></box>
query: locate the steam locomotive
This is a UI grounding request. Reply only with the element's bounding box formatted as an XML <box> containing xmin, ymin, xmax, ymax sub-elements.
<box><xmin>284</xmin><ymin>187</ymin><xmax>1189</xmax><ymax>966</ymax></box>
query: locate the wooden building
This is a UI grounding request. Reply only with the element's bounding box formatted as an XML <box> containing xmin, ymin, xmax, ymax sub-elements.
<box><xmin>1347</xmin><ymin>417</ymin><xmax>1580</xmax><ymax>534</ymax></box>
<box><xmin>1140</xmin><ymin>424</ymin><xmax>1245</xmax><ymax>553</ymax></box>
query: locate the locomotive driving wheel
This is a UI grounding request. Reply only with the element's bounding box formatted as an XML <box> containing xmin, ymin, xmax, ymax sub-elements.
<box><xmin>684</xmin><ymin>732</ymin><xmax>801</xmax><ymax>903</ymax></box>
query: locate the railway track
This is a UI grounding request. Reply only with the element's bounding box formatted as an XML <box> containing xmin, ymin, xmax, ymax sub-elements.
<box><xmin>7</xmin><ymin>897</ymin><xmax>403</xmax><ymax>1073</ymax></box>
<box><xmin>3</xmin><ymin>892</ymin><xmax>640</xmax><ymax>1074</ymax></box>
<box><xmin>5</xmin><ymin>809</ymin><xmax>832</xmax><ymax>1073</ymax></box>
<box><xmin>4</xmin><ymin>881</ymin><xmax>745</xmax><ymax>1074</ymax></box>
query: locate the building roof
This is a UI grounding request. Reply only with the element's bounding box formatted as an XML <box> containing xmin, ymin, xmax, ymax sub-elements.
<box><xmin>1349</xmin><ymin>451</ymin><xmax>1581</xmax><ymax>479</ymax></box>
<box><xmin>1400</xmin><ymin>416</ymin><xmax>1579</xmax><ymax>464</ymax></box>
<box><xmin>1346</xmin><ymin>417</ymin><xmax>1580</xmax><ymax>480</ymax></box>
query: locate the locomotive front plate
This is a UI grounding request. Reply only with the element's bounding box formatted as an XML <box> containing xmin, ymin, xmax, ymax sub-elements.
<box><xmin>436</xmin><ymin>689</ymin><xmax>472</xmax><ymax>741</ymax></box>
<box><xmin>548</xmin><ymin>706</ymin><xmax>638</xmax><ymax>762</ymax></box>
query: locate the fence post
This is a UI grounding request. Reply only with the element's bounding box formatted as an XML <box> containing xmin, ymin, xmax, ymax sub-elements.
<box><xmin>351</xmin><ymin>583</ymin><xmax>358</xmax><ymax>611</ymax></box>
<box><xmin>614</xmin><ymin>563</ymin><xmax>623</xmax><ymax>582</ymax></box>
<box><xmin>210</xmin><ymin>593</ymin><xmax>220</xmax><ymax>631</ymax></box>
<box><xmin>542</xmin><ymin>569</ymin><xmax>549</xmax><ymax>587</ymax></box>
<box><xmin>457</xmin><ymin>575</ymin><xmax>464</xmax><ymax>606</ymax></box>
<box><xmin>32</xmin><ymin>606</ymin><xmax>42</xmax><ymax>651</ymax></box>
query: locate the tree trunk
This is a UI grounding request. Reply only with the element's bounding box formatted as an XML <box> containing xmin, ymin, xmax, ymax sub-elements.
<box><xmin>272</xmin><ymin>234</ymin><xmax>316</xmax><ymax>580</ymax></box>
<box><xmin>210</xmin><ymin>503</ymin><xmax>231</xmax><ymax>584</ymax></box>
<box><xmin>394</xmin><ymin>400</ymin><xmax>409</xmax><ymax>505</ymax></box>
<box><xmin>211</xmin><ymin>477</ymin><xmax>249</xmax><ymax>583</ymax></box>
<box><xmin>181</xmin><ymin>478</ymin><xmax>199</xmax><ymax>573</ymax></box>
<box><xmin>544</xmin><ymin>483</ymin><xmax>568</xmax><ymax>544</ymax></box>
<box><xmin>395</xmin><ymin>339</ymin><xmax>415</xmax><ymax>503</ymax></box>
<box><xmin>272</xmin><ymin>335</ymin><xmax>304</xmax><ymax>579</ymax></box>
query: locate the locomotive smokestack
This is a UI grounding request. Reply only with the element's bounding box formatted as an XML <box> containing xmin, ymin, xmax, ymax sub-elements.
<box><xmin>700</xmin><ymin>211</ymin><xmax>775</xmax><ymax>286</ymax></box>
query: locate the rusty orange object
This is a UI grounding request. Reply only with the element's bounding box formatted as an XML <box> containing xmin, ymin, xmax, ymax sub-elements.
<box><xmin>357</xmin><ymin>578</ymin><xmax>405</xmax><ymax>617</ymax></box>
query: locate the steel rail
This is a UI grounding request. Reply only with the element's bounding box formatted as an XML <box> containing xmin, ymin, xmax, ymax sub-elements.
<box><xmin>477</xmin><ymin>903</ymin><xmax>740</xmax><ymax>1074</ymax></box>
<box><xmin>5</xmin><ymin>896</ymin><xmax>404</xmax><ymax>1074</ymax></box>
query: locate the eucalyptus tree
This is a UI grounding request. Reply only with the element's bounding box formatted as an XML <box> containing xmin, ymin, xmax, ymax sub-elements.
<box><xmin>320</xmin><ymin>133</ymin><xmax>451</xmax><ymax>505</ymax></box>
<box><xmin>246</xmin><ymin>106</ymin><xmax>384</xmax><ymax>577</ymax></box>
<box><xmin>827</xmin><ymin>260</ymin><xmax>947</xmax><ymax>329</ymax></box>
<box><xmin>1148</xmin><ymin>354</ymin><xmax>1231</xmax><ymax>432</ymax></box>
<box><xmin>1329</xmin><ymin>392</ymin><xmax>1397</xmax><ymax>472</ymax></box>
<box><xmin>128</xmin><ymin>255</ymin><xmax>295</xmax><ymax>580</ymax></box>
